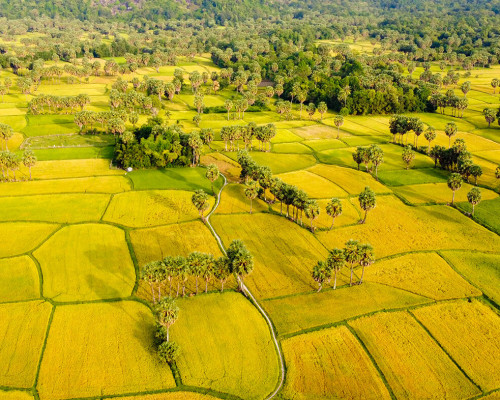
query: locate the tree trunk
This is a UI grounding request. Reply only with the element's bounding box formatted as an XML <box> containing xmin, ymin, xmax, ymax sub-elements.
<box><xmin>182</xmin><ymin>284</ymin><xmax>186</xmax><ymax>297</ymax></box>
<box><xmin>196</xmin><ymin>277</ymin><xmax>199</xmax><ymax>294</ymax></box>
<box><xmin>280</xmin><ymin>201</ymin><xmax>283</xmax><ymax>215</ymax></box>
<box><xmin>360</xmin><ymin>267</ymin><xmax>365</xmax><ymax>284</ymax></box>
<box><xmin>350</xmin><ymin>267</ymin><xmax>353</xmax><ymax>286</ymax></box>
<box><xmin>317</xmin><ymin>282</ymin><xmax>322</xmax><ymax>292</ymax></box>
<box><xmin>250</xmin><ymin>199</ymin><xmax>253</xmax><ymax>214</ymax></box>
<box><xmin>333</xmin><ymin>269</ymin><xmax>337</xmax><ymax>290</ymax></box>
<box><xmin>452</xmin><ymin>191</ymin><xmax>455</xmax><ymax>205</ymax></box>
<box><xmin>150</xmin><ymin>284</ymin><xmax>155</xmax><ymax>303</ymax></box>
<box><xmin>375</xmin><ymin>165</ymin><xmax>378</xmax><ymax>181</ymax></box>
<box><xmin>166</xmin><ymin>325</ymin><xmax>170</xmax><ymax>342</ymax></box>
<box><xmin>472</xmin><ymin>203</ymin><xmax>475</xmax><ymax>216</ymax></box>
<box><xmin>177</xmin><ymin>282</ymin><xmax>180</xmax><ymax>297</ymax></box>
<box><xmin>337</xmin><ymin>126</ymin><xmax>340</xmax><ymax>139</ymax></box>
<box><xmin>29</xmin><ymin>166</ymin><xmax>32</xmax><ymax>181</ymax></box>
<box><xmin>158</xmin><ymin>285</ymin><xmax>161</xmax><ymax>301</ymax></box>
<box><xmin>362</xmin><ymin>209</ymin><xmax>367</xmax><ymax>223</ymax></box>
<box><xmin>205</xmin><ymin>280</ymin><xmax>208</xmax><ymax>293</ymax></box>
<box><xmin>330</xmin><ymin>216</ymin><xmax>335</xmax><ymax>230</ymax></box>
<box><xmin>221</xmin><ymin>280</ymin><xmax>225</xmax><ymax>292</ymax></box>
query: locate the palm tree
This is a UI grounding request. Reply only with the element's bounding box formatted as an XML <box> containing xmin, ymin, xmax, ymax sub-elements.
<box><xmin>333</xmin><ymin>115</ymin><xmax>344</xmax><ymax>139</ymax></box>
<box><xmin>447</xmin><ymin>173</ymin><xmax>463</xmax><ymax>205</ymax></box>
<box><xmin>338</xmin><ymin>85</ymin><xmax>351</xmax><ymax>107</ymax></box>
<box><xmin>483</xmin><ymin>108</ymin><xmax>496</xmax><ymax>128</ymax></box>
<box><xmin>326</xmin><ymin>198</ymin><xmax>343</xmax><ymax>230</ymax></box>
<box><xmin>297</xmin><ymin>90</ymin><xmax>307</xmax><ymax>119</ymax></box>
<box><xmin>424</xmin><ymin>126</ymin><xmax>436</xmax><ymax>152</ymax></box>
<box><xmin>326</xmin><ymin>248</ymin><xmax>345</xmax><ymax>290</ymax></box>
<box><xmin>202</xmin><ymin>254</ymin><xmax>215</xmax><ymax>293</ymax></box>
<box><xmin>491</xmin><ymin>78</ymin><xmax>499</xmax><ymax>94</ymax></box>
<box><xmin>205</xmin><ymin>164</ymin><xmax>220</xmax><ymax>194</ymax></box>
<box><xmin>141</xmin><ymin>262</ymin><xmax>158</xmax><ymax>303</ymax></box>
<box><xmin>369</xmin><ymin>145</ymin><xmax>384</xmax><ymax>180</ymax></box>
<box><xmin>402</xmin><ymin>145</ymin><xmax>415</xmax><ymax>170</ymax></box>
<box><xmin>162</xmin><ymin>256</ymin><xmax>175</xmax><ymax>296</ymax></box>
<box><xmin>344</xmin><ymin>240</ymin><xmax>360</xmax><ymax>287</ymax></box>
<box><xmin>317</xmin><ymin>102</ymin><xmax>327</xmax><ymax>120</ymax></box>
<box><xmin>0</xmin><ymin>123</ymin><xmax>13</xmax><ymax>150</ymax></box>
<box><xmin>224</xmin><ymin>99</ymin><xmax>233</xmax><ymax>120</ymax></box>
<box><xmin>188</xmin><ymin>133</ymin><xmax>203</xmax><ymax>166</ymax></box>
<box><xmin>357</xmin><ymin>243</ymin><xmax>374</xmax><ymax>284</ymax></box>
<box><xmin>467</xmin><ymin>187</ymin><xmax>481</xmax><ymax>216</ymax></box>
<box><xmin>22</xmin><ymin>149</ymin><xmax>37</xmax><ymax>180</ymax></box>
<box><xmin>191</xmin><ymin>189</ymin><xmax>210</xmax><ymax>222</ymax></box>
<box><xmin>461</xmin><ymin>81</ymin><xmax>471</xmax><ymax>98</ymax></box>
<box><xmin>445</xmin><ymin>122</ymin><xmax>458</xmax><ymax>148</ymax></box>
<box><xmin>227</xmin><ymin>240</ymin><xmax>254</xmax><ymax>291</ymax></box>
<box><xmin>244</xmin><ymin>180</ymin><xmax>259</xmax><ymax>214</ymax></box>
<box><xmin>312</xmin><ymin>261</ymin><xmax>330</xmax><ymax>292</ymax></box>
<box><xmin>358</xmin><ymin>187</ymin><xmax>376</xmax><ymax>223</ymax></box>
<box><xmin>304</xmin><ymin>199</ymin><xmax>320</xmax><ymax>232</ymax></box>
<box><xmin>214</xmin><ymin>256</ymin><xmax>231</xmax><ymax>292</ymax></box>
<box><xmin>188</xmin><ymin>252</ymin><xmax>204</xmax><ymax>295</ymax></box>
<box><xmin>154</xmin><ymin>297</ymin><xmax>179</xmax><ymax>342</ymax></box>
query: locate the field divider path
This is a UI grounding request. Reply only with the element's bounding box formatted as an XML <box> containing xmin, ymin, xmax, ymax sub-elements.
<box><xmin>205</xmin><ymin>173</ymin><xmax>286</xmax><ymax>400</ymax></box>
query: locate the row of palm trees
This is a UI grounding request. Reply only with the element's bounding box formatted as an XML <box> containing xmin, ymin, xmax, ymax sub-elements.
<box><xmin>141</xmin><ymin>240</ymin><xmax>254</xmax><ymax>302</ymax></box>
<box><xmin>312</xmin><ymin>240</ymin><xmax>375</xmax><ymax>292</ymax></box>
<box><xmin>0</xmin><ymin>149</ymin><xmax>37</xmax><ymax>181</ymax></box>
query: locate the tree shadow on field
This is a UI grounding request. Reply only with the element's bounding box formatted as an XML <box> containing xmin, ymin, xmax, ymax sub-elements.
<box><xmin>85</xmin><ymin>273</ymin><xmax>123</xmax><ymax>300</ymax></box>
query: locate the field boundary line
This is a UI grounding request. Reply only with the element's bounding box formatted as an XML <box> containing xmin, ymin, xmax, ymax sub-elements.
<box><xmin>205</xmin><ymin>173</ymin><xmax>286</xmax><ymax>400</ymax></box>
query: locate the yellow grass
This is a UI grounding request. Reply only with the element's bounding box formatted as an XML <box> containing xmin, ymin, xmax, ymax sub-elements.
<box><xmin>37</xmin><ymin>301</ymin><xmax>175</xmax><ymax>400</ymax></box>
<box><xmin>130</xmin><ymin>220</ymin><xmax>222</xmax><ymax>267</ymax></box>
<box><xmin>0</xmin><ymin>256</ymin><xmax>39</xmax><ymax>302</ymax></box>
<box><xmin>276</xmin><ymin>170</ymin><xmax>348</xmax><ymax>198</ymax></box>
<box><xmin>0</xmin><ymin>176</ymin><xmax>131</xmax><ymax>196</ymax></box>
<box><xmin>349</xmin><ymin>311</ymin><xmax>480</xmax><ymax>400</ymax></box>
<box><xmin>0</xmin><ymin>193</ymin><xmax>110</xmax><ymax>223</ymax></box>
<box><xmin>282</xmin><ymin>326</ymin><xmax>391</xmax><ymax>400</ymax></box>
<box><xmin>394</xmin><ymin>182</ymin><xmax>498</xmax><ymax>205</ymax></box>
<box><xmin>317</xmin><ymin>195</ymin><xmax>500</xmax><ymax>258</ymax></box>
<box><xmin>0</xmin><ymin>301</ymin><xmax>52</xmax><ymax>388</ymax></box>
<box><xmin>0</xmin><ymin>222</ymin><xmax>58</xmax><ymax>258</ymax></box>
<box><xmin>34</xmin><ymin>224</ymin><xmax>135</xmax><ymax>301</ymax></box>
<box><xmin>103</xmin><ymin>190</ymin><xmax>213</xmax><ymax>228</ymax></box>
<box><xmin>29</xmin><ymin>159</ymin><xmax>124</xmax><ymax>180</ymax></box>
<box><xmin>216</xmin><ymin>183</ymin><xmax>268</xmax><ymax>214</ymax></box>
<box><xmin>413</xmin><ymin>300</ymin><xmax>500</xmax><ymax>391</ymax></box>
<box><xmin>211</xmin><ymin>213</ymin><xmax>328</xmax><ymax>299</ymax></box>
<box><xmin>307</xmin><ymin>164</ymin><xmax>390</xmax><ymax>194</ymax></box>
<box><xmin>368</xmin><ymin>253</ymin><xmax>481</xmax><ymax>300</ymax></box>
<box><xmin>172</xmin><ymin>292</ymin><xmax>279</xmax><ymax>400</ymax></box>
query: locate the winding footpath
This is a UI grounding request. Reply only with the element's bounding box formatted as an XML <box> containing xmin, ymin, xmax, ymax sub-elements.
<box><xmin>206</xmin><ymin>173</ymin><xmax>286</xmax><ymax>400</ymax></box>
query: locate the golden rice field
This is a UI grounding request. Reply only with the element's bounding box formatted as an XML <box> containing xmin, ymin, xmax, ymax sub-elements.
<box><xmin>0</xmin><ymin>222</ymin><xmax>58</xmax><ymax>257</ymax></box>
<box><xmin>37</xmin><ymin>302</ymin><xmax>176</xmax><ymax>400</ymax></box>
<box><xmin>281</xmin><ymin>326</ymin><xmax>391</xmax><ymax>400</ymax></box>
<box><xmin>412</xmin><ymin>300</ymin><xmax>500</xmax><ymax>391</ymax></box>
<box><xmin>119</xmin><ymin>394</ymin><xmax>221</xmax><ymax>400</ymax></box>
<box><xmin>171</xmin><ymin>292</ymin><xmax>280</xmax><ymax>400</ymax></box>
<box><xmin>0</xmin><ymin>256</ymin><xmax>39</xmax><ymax>302</ymax></box>
<box><xmin>0</xmin><ymin>391</ymin><xmax>34</xmax><ymax>400</ymax></box>
<box><xmin>275</xmin><ymin>170</ymin><xmax>348</xmax><ymax>198</ymax></box>
<box><xmin>349</xmin><ymin>311</ymin><xmax>481</xmax><ymax>399</ymax></box>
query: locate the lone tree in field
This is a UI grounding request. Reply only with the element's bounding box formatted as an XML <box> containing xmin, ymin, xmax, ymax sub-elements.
<box><xmin>402</xmin><ymin>145</ymin><xmax>415</xmax><ymax>170</ymax></box>
<box><xmin>461</xmin><ymin>81</ymin><xmax>471</xmax><ymax>98</ymax></box>
<box><xmin>358</xmin><ymin>243</ymin><xmax>374</xmax><ymax>284</ymax></box>
<box><xmin>155</xmin><ymin>297</ymin><xmax>179</xmax><ymax>342</ymax></box>
<box><xmin>191</xmin><ymin>189</ymin><xmax>210</xmax><ymax>222</ymax></box>
<box><xmin>312</xmin><ymin>261</ymin><xmax>330</xmax><ymax>292</ymax></box>
<box><xmin>470</xmin><ymin>164</ymin><xmax>482</xmax><ymax>185</ymax></box>
<box><xmin>333</xmin><ymin>114</ymin><xmax>344</xmax><ymax>139</ymax></box>
<box><xmin>307</xmin><ymin>102</ymin><xmax>316</xmax><ymax>120</ymax></box>
<box><xmin>483</xmin><ymin>108</ymin><xmax>496</xmax><ymax>128</ymax></box>
<box><xmin>22</xmin><ymin>149</ymin><xmax>36</xmax><ymax>180</ymax></box>
<box><xmin>244</xmin><ymin>180</ymin><xmax>259</xmax><ymax>214</ymax></box>
<box><xmin>447</xmin><ymin>173</ymin><xmax>463</xmax><ymax>205</ymax></box>
<box><xmin>445</xmin><ymin>122</ymin><xmax>458</xmax><ymax>148</ymax></box>
<box><xmin>358</xmin><ymin>187</ymin><xmax>376</xmax><ymax>224</ymax></box>
<box><xmin>326</xmin><ymin>248</ymin><xmax>345</xmax><ymax>290</ymax></box>
<box><xmin>369</xmin><ymin>145</ymin><xmax>384</xmax><ymax>180</ymax></box>
<box><xmin>491</xmin><ymin>78</ymin><xmax>500</xmax><ymax>94</ymax></box>
<box><xmin>227</xmin><ymin>239</ymin><xmax>254</xmax><ymax>291</ymax></box>
<box><xmin>467</xmin><ymin>187</ymin><xmax>482</xmax><ymax>216</ymax></box>
<box><xmin>424</xmin><ymin>126</ymin><xmax>436</xmax><ymax>152</ymax></box>
<box><xmin>326</xmin><ymin>198</ymin><xmax>343</xmax><ymax>230</ymax></box>
<box><xmin>344</xmin><ymin>239</ymin><xmax>360</xmax><ymax>287</ymax></box>
<box><xmin>205</xmin><ymin>164</ymin><xmax>219</xmax><ymax>194</ymax></box>
<box><xmin>0</xmin><ymin>123</ymin><xmax>13</xmax><ymax>150</ymax></box>
<box><xmin>304</xmin><ymin>199</ymin><xmax>320</xmax><ymax>232</ymax></box>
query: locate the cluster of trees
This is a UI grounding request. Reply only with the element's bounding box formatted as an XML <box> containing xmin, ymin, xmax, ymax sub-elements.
<box><xmin>447</xmin><ymin>173</ymin><xmax>483</xmax><ymax>214</ymax></box>
<box><xmin>220</xmin><ymin>123</ymin><xmax>276</xmax><ymax>152</ymax></box>
<box><xmin>429</xmin><ymin>87</ymin><xmax>469</xmax><ymax>118</ymax></box>
<box><xmin>352</xmin><ymin>145</ymin><xmax>384</xmax><ymax>179</ymax></box>
<box><xmin>28</xmin><ymin>93</ymin><xmax>90</xmax><ymax>114</ymax></box>
<box><xmin>0</xmin><ymin>149</ymin><xmax>37</xmax><ymax>181</ymax></box>
<box><xmin>389</xmin><ymin>115</ymin><xmax>435</xmax><ymax>148</ymax></box>
<box><xmin>312</xmin><ymin>240</ymin><xmax>374</xmax><ymax>292</ymax></box>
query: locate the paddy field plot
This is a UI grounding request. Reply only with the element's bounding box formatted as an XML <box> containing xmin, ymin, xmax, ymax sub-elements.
<box><xmin>0</xmin><ymin>301</ymin><xmax>52</xmax><ymax>388</ymax></box>
<box><xmin>281</xmin><ymin>326</ymin><xmax>391</xmax><ymax>400</ymax></box>
<box><xmin>458</xmin><ymin>196</ymin><xmax>500</xmax><ymax>235</ymax></box>
<box><xmin>0</xmin><ymin>193</ymin><xmax>110</xmax><ymax>223</ymax></box>
<box><xmin>118</xmin><ymin>394</ymin><xmax>220</xmax><ymax>400</ymax></box>
<box><xmin>272</xmin><ymin>142</ymin><xmax>313</xmax><ymax>154</ymax></box>
<box><xmin>0</xmin><ymin>222</ymin><xmax>58</xmax><ymax>258</ymax></box>
<box><xmin>128</xmin><ymin>167</ymin><xmax>223</xmax><ymax>192</ymax></box>
<box><xmin>309</xmin><ymin>197</ymin><xmax>360</xmax><ymax>229</ymax></box>
<box><xmin>30</xmin><ymin>159</ymin><xmax>123</xmax><ymax>180</ymax></box>
<box><xmin>368</xmin><ymin>252</ymin><xmax>480</xmax><ymax>300</ymax></box>
<box><xmin>349</xmin><ymin>311</ymin><xmax>480</xmax><ymax>400</ymax></box>
<box><xmin>263</xmin><ymin>283</ymin><xmax>429</xmax><ymax>336</ymax></box>
<box><xmin>37</xmin><ymin>301</ymin><xmax>176</xmax><ymax>400</ymax></box>
<box><xmin>130</xmin><ymin>220</ymin><xmax>223</xmax><ymax>267</ymax></box>
<box><xmin>394</xmin><ymin>182</ymin><xmax>498</xmax><ymax>205</ymax></box>
<box><xmin>226</xmin><ymin>152</ymin><xmax>317</xmax><ymax>174</ymax></box>
<box><xmin>0</xmin><ymin>176</ymin><xmax>131</xmax><ymax>196</ymax></box>
<box><xmin>103</xmin><ymin>190</ymin><xmax>213</xmax><ymax>228</ymax></box>
<box><xmin>0</xmin><ymin>391</ymin><xmax>33</xmax><ymax>400</ymax></box>
<box><xmin>307</xmin><ymin>164</ymin><xmax>390</xmax><ymax>194</ymax></box>
<box><xmin>172</xmin><ymin>292</ymin><xmax>279</xmax><ymax>400</ymax></box>
<box><xmin>292</xmin><ymin>124</ymin><xmax>343</xmax><ymax>140</ymax></box>
<box><xmin>0</xmin><ymin>256</ymin><xmax>39</xmax><ymax>302</ymax></box>
<box><xmin>412</xmin><ymin>300</ymin><xmax>500</xmax><ymax>391</ymax></box>
<box><xmin>32</xmin><ymin>146</ymin><xmax>115</xmax><ymax>161</ymax></box>
<box><xmin>275</xmin><ymin>170</ymin><xmax>348</xmax><ymax>198</ymax></box>
<box><xmin>270</xmin><ymin>128</ymin><xmax>304</xmax><ymax>143</ymax></box>
<box><xmin>34</xmin><ymin>224</ymin><xmax>135</xmax><ymax>301</ymax></box>
<box><xmin>211</xmin><ymin>213</ymin><xmax>328</xmax><ymax>299</ymax></box>
<box><xmin>317</xmin><ymin>195</ymin><xmax>500</xmax><ymax>258</ymax></box>
<box><xmin>377</xmin><ymin>168</ymin><xmax>449</xmax><ymax>186</ymax></box>
<box><xmin>440</xmin><ymin>251</ymin><xmax>500</xmax><ymax>304</ymax></box>
<box><xmin>215</xmin><ymin>183</ymin><xmax>268</xmax><ymax>214</ymax></box>
<box><xmin>301</xmin><ymin>138</ymin><xmax>347</xmax><ymax>152</ymax></box>
<box><xmin>200</xmin><ymin>152</ymin><xmax>241</xmax><ymax>183</ymax></box>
